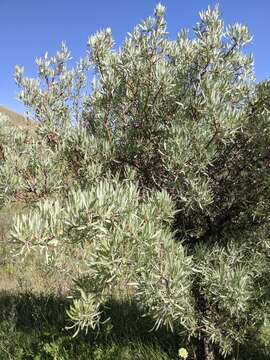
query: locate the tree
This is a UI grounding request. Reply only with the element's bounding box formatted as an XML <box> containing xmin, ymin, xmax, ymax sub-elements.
<box><xmin>3</xmin><ymin>4</ymin><xmax>270</xmax><ymax>359</ymax></box>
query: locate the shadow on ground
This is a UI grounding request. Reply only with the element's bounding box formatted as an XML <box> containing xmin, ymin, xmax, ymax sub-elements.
<box><xmin>0</xmin><ymin>290</ymin><xmax>269</xmax><ymax>359</ymax></box>
<box><xmin>0</xmin><ymin>290</ymin><xmax>182</xmax><ymax>359</ymax></box>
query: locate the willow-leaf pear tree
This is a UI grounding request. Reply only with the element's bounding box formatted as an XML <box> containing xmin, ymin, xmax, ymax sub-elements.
<box><xmin>4</xmin><ymin>4</ymin><xmax>270</xmax><ymax>359</ymax></box>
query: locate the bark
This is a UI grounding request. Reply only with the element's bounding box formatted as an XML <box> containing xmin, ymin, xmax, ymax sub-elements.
<box><xmin>203</xmin><ymin>337</ymin><xmax>215</xmax><ymax>360</ymax></box>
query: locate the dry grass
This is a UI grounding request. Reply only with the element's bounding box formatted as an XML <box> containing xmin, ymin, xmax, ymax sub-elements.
<box><xmin>0</xmin><ymin>202</ymin><xmax>69</xmax><ymax>295</ymax></box>
<box><xmin>0</xmin><ymin>105</ymin><xmax>36</xmax><ymax>132</ymax></box>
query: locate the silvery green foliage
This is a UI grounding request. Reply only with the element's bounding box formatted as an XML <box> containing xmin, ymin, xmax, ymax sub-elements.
<box><xmin>61</xmin><ymin>126</ymin><xmax>114</xmax><ymax>187</ymax></box>
<box><xmin>9</xmin><ymin>4</ymin><xmax>270</xmax><ymax>359</ymax></box>
<box><xmin>0</xmin><ymin>114</ymin><xmax>69</xmax><ymax>207</ymax></box>
<box><xmin>85</xmin><ymin>4</ymin><xmax>253</xmax><ymax>214</ymax></box>
<box><xmin>15</xmin><ymin>42</ymin><xmax>90</xmax><ymax>130</ymax></box>
<box><xmin>0</xmin><ymin>114</ymin><xmax>25</xmax><ymax>206</ymax></box>
<box><xmin>10</xmin><ymin>179</ymin><xmax>194</xmax><ymax>335</ymax></box>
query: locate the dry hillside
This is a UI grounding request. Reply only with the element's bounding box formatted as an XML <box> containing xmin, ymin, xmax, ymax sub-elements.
<box><xmin>0</xmin><ymin>105</ymin><xmax>36</xmax><ymax>132</ymax></box>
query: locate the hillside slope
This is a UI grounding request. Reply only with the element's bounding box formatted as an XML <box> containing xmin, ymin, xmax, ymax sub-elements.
<box><xmin>0</xmin><ymin>105</ymin><xmax>36</xmax><ymax>132</ymax></box>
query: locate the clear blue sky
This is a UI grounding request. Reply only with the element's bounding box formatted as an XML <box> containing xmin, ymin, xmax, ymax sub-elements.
<box><xmin>1</xmin><ymin>0</ymin><xmax>269</xmax><ymax>114</ymax></box>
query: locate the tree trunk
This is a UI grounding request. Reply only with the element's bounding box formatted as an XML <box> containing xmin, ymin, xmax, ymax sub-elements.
<box><xmin>203</xmin><ymin>337</ymin><xmax>215</xmax><ymax>360</ymax></box>
<box><xmin>191</xmin><ymin>281</ymin><xmax>216</xmax><ymax>360</ymax></box>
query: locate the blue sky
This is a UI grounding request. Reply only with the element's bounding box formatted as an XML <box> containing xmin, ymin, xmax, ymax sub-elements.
<box><xmin>1</xmin><ymin>0</ymin><xmax>269</xmax><ymax>114</ymax></box>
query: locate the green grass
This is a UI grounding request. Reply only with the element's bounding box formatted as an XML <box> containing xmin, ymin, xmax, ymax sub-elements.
<box><xmin>0</xmin><ymin>292</ymin><xmax>181</xmax><ymax>360</ymax></box>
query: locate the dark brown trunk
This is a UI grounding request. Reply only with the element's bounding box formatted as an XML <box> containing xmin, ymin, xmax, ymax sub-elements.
<box><xmin>203</xmin><ymin>337</ymin><xmax>215</xmax><ymax>360</ymax></box>
<box><xmin>191</xmin><ymin>277</ymin><xmax>217</xmax><ymax>360</ymax></box>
